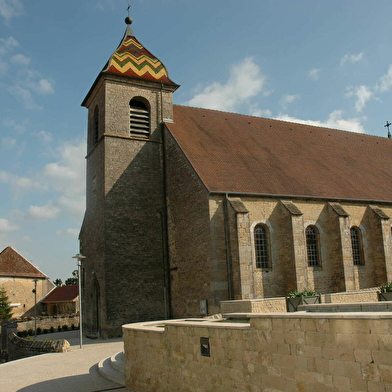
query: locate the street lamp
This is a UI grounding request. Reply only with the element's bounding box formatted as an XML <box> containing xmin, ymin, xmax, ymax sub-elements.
<box><xmin>72</xmin><ymin>253</ymin><xmax>86</xmax><ymax>349</ymax></box>
<box><xmin>32</xmin><ymin>279</ymin><xmax>38</xmax><ymax>337</ymax></box>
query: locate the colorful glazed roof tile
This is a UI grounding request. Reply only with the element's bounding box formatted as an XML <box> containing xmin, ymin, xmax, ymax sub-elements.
<box><xmin>0</xmin><ymin>246</ymin><xmax>47</xmax><ymax>278</ymax></box>
<box><xmin>103</xmin><ymin>25</ymin><xmax>177</xmax><ymax>85</ymax></box>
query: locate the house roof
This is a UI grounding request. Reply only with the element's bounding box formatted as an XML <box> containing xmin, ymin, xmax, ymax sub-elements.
<box><xmin>165</xmin><ymin>105</ymin><xmax>392</xmax><ymax>202</ymax></box>
<box><xmin>42</xmin><ymin>285</ymin><xmax>78</xmax><ymax>303</ymax></box>
<box><xmin>0</xmin><ymin>247</ymin><xmax>47</xmax><ymax>279</ymax></box>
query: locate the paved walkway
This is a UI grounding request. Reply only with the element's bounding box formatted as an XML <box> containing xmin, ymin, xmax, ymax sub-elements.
<box><xmin>0</xmin><ymin>330</ymin><xmax>127</xmax><ymax>392</ymax></box>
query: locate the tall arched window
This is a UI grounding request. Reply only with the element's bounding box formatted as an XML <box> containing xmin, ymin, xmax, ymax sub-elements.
<box><xmin>254</xmin><ymin>224</ymin><xmax>270</xmax><ymax>269</ymax></box>
<box><xmin>306</xmin><ymin>225</ymin><xmax>320</xmax><ymax>266</ymax></box>
<box><xmin>350</xmin><ymin>227</ymin><xmax>364</xmax><ymax>265</ymax></box>
<box><xmin>129</xmin><ymin>99</ymin><xmax>150</xmax><ymax>138</ymax></box>
<box><xmin>93</xmin><ymin>105</ymin><xmax>99</xmax><ymax>144</ymax></box>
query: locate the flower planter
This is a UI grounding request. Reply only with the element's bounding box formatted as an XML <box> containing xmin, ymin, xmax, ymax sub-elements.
<box><xmin>286</xmin><ymin>294</ymin><xmax>321</xmax><ymax>312</ymax></box>
<box><xmin>378</xmin><ymin>291</ymin><xmax>392</xmax><ymax>301</ymax></box>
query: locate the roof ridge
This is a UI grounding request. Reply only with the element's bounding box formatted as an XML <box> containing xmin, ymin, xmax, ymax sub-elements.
<box><xmin>172</xmin><ymin>105</ymin><xmax>390</xmax><ymax>141</ymax></box>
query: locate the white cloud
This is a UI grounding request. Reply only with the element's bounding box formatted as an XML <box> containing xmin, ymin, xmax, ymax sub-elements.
<box><xmin>96</xmin><ymin>0</ymin><xmax>117</xmax><ymax>10</ymax></box>
<box><xmin>36</xmin><ymin>130</ymin><xmax>53</xmax><ymax>143</ymax></box>
<box><xmin>280</xmin><ymin>94</ymin><xmax>299</xmax><ymax>109</ymax></box>
<box><xmin>56</xmin><ymin>228</ymin><xmax>79</xmax><ymax>238</ymax></box>
<box><xmin>8</xmin><ymin>85</ymin><xmax>42</xmax><ymax>110</ymax></box>
<box><xmin>0</xmin><ymin>36</ymin><xmax>18</xmax><ymax>55</ymax></box>
<box><xmin>26</xmin><ymin>203</ymin><xmax>60</xmax><ymax>222</ymax></box>
<box><xmin>3</xmin><ymin>118</ymin><xmax>27</xmax><ymax>133</ymax></box>
<box><xmin>1</xmin><ymin>137</ymin><xmax>16</xmax><ymax>149</ymax></box>
<box><xmin>0</xmin><ymin>170</ymin><xmax>45</xmax><ymax>194</ymax></box>
<box><xmin>10</xmin><ymin>53</ymin><xmax>30</xmax><ymax>66</ymax></box>
<box><xmin>0</xmin><ymin>0</ymin><xmax>23</xmax><ymax>22</ymax></box>
<box><xmin>346</xmin><ymin>85</ymin><xmax>373</xmax><ymax>112</ymax></box>
<box><xmin>376</xmin><ymin>64</ymin><xmax>392</xmax><ymax>92</ymax></box>
<box><xmin>42</xmin><ymin>139</ymin><xmax>86</xmax><ymax>221</ymax></box>
<box><xmin>0</xmin><ymin>218</ymin><xmax>18</xmax><ymax>233</ymax></box>
<box><xmin>27</xmin><ymin>78</ymin><xmax>55</xmax><ymax>95</ymax></box>
<box><xmin>187</xmin><ymin>57</ymin><xmax>266</xmax><ymax>112</ymax></box>
<box><xmin>276</xmin><ymin>110</ymin><xmax>365</xmax><ymax>133</ymax></box>
<box><xmin>340</xmin><ymin>52</ymin><xmax>364</xmax><ymax>66</ymax></box>
<box><xmin>308</xmin><ymin>68</ymin><xmax>320</xmax><ymax>81</ymax></box>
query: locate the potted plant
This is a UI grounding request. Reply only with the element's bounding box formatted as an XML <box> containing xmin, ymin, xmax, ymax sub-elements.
<box><xmin>286</xmin><ymin>290</ymin><xmax>321</xmax><ymax>312</ymax></box>
<box><xmin>378</xmin><ymin>282</ymin><xmax>392</xmax><ymax>301</ymax></box>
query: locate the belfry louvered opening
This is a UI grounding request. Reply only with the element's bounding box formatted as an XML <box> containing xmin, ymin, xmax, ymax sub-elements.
<box><xmin>130</xmin><ymin>99</ymin><xmax>150</xmax><ymax>137</ymax></box>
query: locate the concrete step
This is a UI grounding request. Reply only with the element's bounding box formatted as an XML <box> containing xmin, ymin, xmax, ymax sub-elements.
<box><xmin>111</xmin><ymin>351</ymin><xmax>125</xmax><ymax>373</ymax></box>
<box><xmin>98</xmin><ymin>351</ymin><xmax>125</xmax><ymax>386</ymax></box>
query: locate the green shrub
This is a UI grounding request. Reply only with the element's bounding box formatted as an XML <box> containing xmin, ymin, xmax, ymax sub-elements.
<box><xmin>287</xmin><ymin>290</ymin><xmax>318</xmax><ymax>298</ymax></box>
<box><xmin>380</xmin><ymin>282</ymin><xmax>392</xmax><ymax>293</ymax></box>
<box><xmin>49</xmin><ymin>326</ymin><xmax>55</xmax><ymax>333</ymax></box>
<box><xmin>62</xmin><ymin>325</ymin><xmax>68</xmax><ymax>331</ymax></box>
<box><xmin>36</xmin><ymin>327</ymin><xmax>42</xmax><ymax>335</ymax></box>
<box><xmin>27</xmin><ymin>329</ymin><xmax>33</xmax><ymax>336</ymax></box>
<box><xmin>57</xmin><ymin>325</ymin><xmax>62</xmax><ymax>332</ymax></box>
<box><xmin>43</xmin><ymin>328</ymin><xmax>49</xmax><ymax>334</ymax></box>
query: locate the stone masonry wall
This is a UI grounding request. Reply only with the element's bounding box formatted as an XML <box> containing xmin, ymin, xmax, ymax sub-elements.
<box><xmin>165</xmin><ymin>130</ymin><xmax>213</xmax><ymax>317</ymax></box>
<box><xmin>220</xmin><ymin>289</ymin><xmax>379</xmax><ymax>314</ymax></box>
<box><xmin>7</xmin><ymin>333</ymin><xmax>70</xmax><ymax>361</ymax></box>
<box><xmin>123</xmin><ymin>313</ymin><xmax>392</xmax><ymax>392</ymax></box>
<box><xmin>225</xmin><ymin>197</ymin><xmax>392</xmax><ymax>299</ymax></box>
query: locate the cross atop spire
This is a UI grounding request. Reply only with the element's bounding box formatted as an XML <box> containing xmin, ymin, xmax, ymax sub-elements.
<box><xmin>125</xmin><ymin>0</ymin><xmax>133</xmax><ymax>26</ymax></box>
<box><xmin>385</xmin><ymin>121</ymin><xmax>391</xmax><ymax>139</ymax></box>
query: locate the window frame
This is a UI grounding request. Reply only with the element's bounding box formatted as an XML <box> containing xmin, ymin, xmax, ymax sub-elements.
<box><xmin>254</xmin><ymin>223</ymin><xmax>271</xmax><ymax>269</ymax></box>
<box><xmin>350</xmin><ymin>226</ymin><xmax>364</xmax><ymax>266</ymax></box>
<box><xmin>306</xmin><ymin>225</ymin><xmax>321</xmax><ymax>267</ymax></box>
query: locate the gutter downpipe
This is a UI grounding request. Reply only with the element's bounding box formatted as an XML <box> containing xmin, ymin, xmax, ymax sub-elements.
<box><xmin>161</xmin><ymin>83</ymin><xmax>172</xmax><ymax>319</ymax></box>
<box><xmin>223</xmin><ymin>193</ymin><xmax>234</xmax><ymax>300</ymax></box>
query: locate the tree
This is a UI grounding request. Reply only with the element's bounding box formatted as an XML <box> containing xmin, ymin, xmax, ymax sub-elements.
<box><xmin>65</xmin><ymin>270</ymin><xmax>78</xmax><ymax>286</ymax></box>
<box><xmin>0</xmin><ymin>287</ymin><xmax>13</xmax><ymax>321</ymax></box>
<box><xmin>53</xmin><ymin>278</ymin><xmax>63</xmax><ymax>287</ymax></box>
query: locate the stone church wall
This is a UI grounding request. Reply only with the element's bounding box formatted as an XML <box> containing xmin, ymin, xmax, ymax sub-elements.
<box><xmin>224</xmin><ymin>197</ymin><xmax>392</xmax><ymax>299</ymax></box>
<box><xmin>165</xmin><ymin>131</ymin><xmax>214</xmax><ymax>317</ymax></box>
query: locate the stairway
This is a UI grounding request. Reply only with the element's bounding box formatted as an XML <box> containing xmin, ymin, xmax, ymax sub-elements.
<box><xmin>98</xmin><ymin>351</ymin><xmax>125</xmax><ymax>386</ymax></box>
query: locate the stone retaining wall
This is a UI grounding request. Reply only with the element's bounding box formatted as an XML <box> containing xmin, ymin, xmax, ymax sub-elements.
<box><xmin>16</xmin><ymin>315</ymin><xmax>79</xmax><ymax>332</ymax></box>
<box><xmin>220</xmin><ymin>288</ymin><xmax>379</xmax><ymax>314</ymax></box>
<box><xmin>6</xmin><ymin>333</ymin><xmax>70</xmax><ymax>362</ymax></box>
<box><xmin>123</xmin><ymin>313</ymin><xmax>392</xmax><ymax>392</ymax></box>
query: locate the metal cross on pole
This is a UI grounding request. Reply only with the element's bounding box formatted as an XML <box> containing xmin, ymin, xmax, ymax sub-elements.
<box><xmin>385</xmin><ymin>121</ymin><xmax>391</xmax><ymax>139</ymax></box>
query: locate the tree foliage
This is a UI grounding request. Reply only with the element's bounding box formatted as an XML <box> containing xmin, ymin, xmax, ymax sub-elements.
<box><xmin>0</xmin><ymin>287</ymin><xmax>13</xmax><ymax>321</ymax></box>
<box><xmin>53</xmin><ymin>278</ymin><xmax>63</xmax><ymax>287</ymax></box>
<box><xmin>65</xmin><ymin>270</ymin><xmax>78</xmax><ymax>286</ymax></box>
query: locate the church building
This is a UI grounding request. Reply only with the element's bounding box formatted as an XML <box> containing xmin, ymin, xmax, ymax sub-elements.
<box><xmin>79</xmin><ymin>16</ymin><xmax>392</xmax><ymax>338</ymax></box>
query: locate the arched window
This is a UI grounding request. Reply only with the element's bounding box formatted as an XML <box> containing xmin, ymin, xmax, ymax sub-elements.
<box><xmin>306</xmin><ymin>225</ymin><xmax>320</xmax><ymax>266</ymax></box>
<box><xmin>93</xmin><ymin>105</ymin><xmax>99</xmax><ymax>144</ymax></box>
<box><xmin>129</xmin><ymin>99</ymin><xmax>150</xmax><ymax>138</ymax></box>
<box><xmin>350</xmin><ymin>227</ymin><xmax>364</xmax><ymax>265</ymax></box>
<box><xmin>254</xmin><ymin>224</ymin><xmax>270</xmax><ymax>269</ymax></box>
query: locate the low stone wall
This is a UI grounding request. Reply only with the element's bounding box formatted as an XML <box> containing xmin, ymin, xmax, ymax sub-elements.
<box><xmin>123</xmin><ymin>312</ymin><xmax>392</xmax><ymax>392</ymax></box>
<box><xmin>220</xmin><ymin>288</ymin><xmax>379</xmax><ymax>314</ymax></box>
<box><xmin>7</xmin><ymin>333</ymin><xmax>70</xmax><ymax>361</ymax></box>
<box><xmin>16</xmin><ymin>315</ymin><xmax>79</xmax><ymax>333</ymax></box>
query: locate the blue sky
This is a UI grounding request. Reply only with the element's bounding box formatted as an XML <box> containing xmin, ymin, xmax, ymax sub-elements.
<box><xmin>1</xmin><ymin>0</ymin><xmax>392</xmax><ymax>281</ymax></box>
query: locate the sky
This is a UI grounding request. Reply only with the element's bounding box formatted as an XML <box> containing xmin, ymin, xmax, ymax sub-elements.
<box><xmin>1</xmin><ymin>0</ymin><xmax>392</xmax><ymax>282</ymax></box>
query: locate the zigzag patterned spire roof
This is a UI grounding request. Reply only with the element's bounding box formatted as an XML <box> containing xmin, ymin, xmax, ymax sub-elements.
<box><xmin>103</xmin><ymin>23</ymin><xmax>177</xmax><ymax>86</ymax></box>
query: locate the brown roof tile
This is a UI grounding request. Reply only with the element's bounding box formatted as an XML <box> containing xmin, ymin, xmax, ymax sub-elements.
<box><xmin>0</xmin><ymin>247</ymin><xmax>47</xmax><ymax>279</ymax></box>
<box><xmin>166</xmin><ymin>105</ymin><xmax>392</xmax><ymax>202</ymax></box>
<box><xmin>42</xmin><ymin>285</ymin><xmax>78</xmax><ymax>303</ymax></box>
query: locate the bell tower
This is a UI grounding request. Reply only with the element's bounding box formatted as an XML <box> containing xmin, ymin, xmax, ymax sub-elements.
<box><xmin>79</xmin><ymin>15</ymin><xmax>179</xmax><ymax>338</ymax></box>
